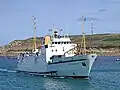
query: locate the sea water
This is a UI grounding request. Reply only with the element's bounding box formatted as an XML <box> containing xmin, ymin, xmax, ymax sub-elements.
<box><xmin>0</xmin><ymin>56</ymin><xmax>120</xmax><ymax>90</ymax></box>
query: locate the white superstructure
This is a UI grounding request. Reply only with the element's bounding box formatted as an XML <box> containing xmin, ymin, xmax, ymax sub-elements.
<box><xmin>17</xmin><ymin>30</ymin><xmax>97</xmax><ymax>78</ymax></box>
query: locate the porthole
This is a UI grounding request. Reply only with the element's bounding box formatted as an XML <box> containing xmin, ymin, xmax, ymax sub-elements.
<box><xmin>91</xmin><ymin>55</ymin><xmax>95</xmax><ymax>58</ymax></box>
<box><xmin>73</xmin><ymin>72</ymin><xmax>75</xmax><ymax>75</ymax></box>
<box><xmin>63</xmin><ymin>47</ymin><xmax>64</xmax><ymax>51</ymax></box>
<box><xmin>58</xmin><ymin>42</ymin><xmax>60</xmax><ymax>44</ymax></box>
<box><xmin>82</xmin><ymin>62</ymin><xmax>86</xmax><ymax>66</ymax></box>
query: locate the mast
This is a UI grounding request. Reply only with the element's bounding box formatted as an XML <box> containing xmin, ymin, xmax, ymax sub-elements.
<box><xmin>52</xmin><ymin>24</ymin><xmax>55</xmax><ymax>38</ymax></box>
<box><xmin>48</xmin><ymin>28</ymin><xmax>52</xmax><ymax>37</ymax></box>
<box><xmin>91</xmin><ymin>22</ymin><xmax>93</xmax><ymax>35</ymax></box>
<box><xmin>91</xmin><ymin>21</ymin><xmax>94</xmax><ymax>36</ymax></box>
<box><xmin>32</xmin><ymin>16</ymin><xmax>37</xmax><ymax>50</ymax></box>
<box><xmin>90</xmin><ymin>21</ymin><xmax>94</xmax><ymax>53</ymax></box>
<box><xmin>81</xmin><ymin>16</ymin><xmax>86</xmax><ymax>54</ymax></box>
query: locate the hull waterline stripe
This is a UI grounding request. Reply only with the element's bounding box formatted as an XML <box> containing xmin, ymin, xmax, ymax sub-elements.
<box><xmin>16</xmin><ymin>70</ymin><xmax>57</xmax><ymax>74</ymax></box>
<box><xmin>50</xmin><ymin>76</ymin><xmax>89</xmax><ymax>78</ymax></box>
<box><xmin>48</xmin><ymin>59</ymin><xmax>87</xmax><ymax>65</ymax></box>
<box><xmin>16</xmin><ymin>71</ymin><xmax>88</xmax><ymax>78</ymax></box>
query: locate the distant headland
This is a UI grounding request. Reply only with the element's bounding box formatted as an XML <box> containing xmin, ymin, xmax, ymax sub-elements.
<box><xmin>0</xmin><ymin>33</ymin><xmax>120</xmax><ymax>56</ymax></box>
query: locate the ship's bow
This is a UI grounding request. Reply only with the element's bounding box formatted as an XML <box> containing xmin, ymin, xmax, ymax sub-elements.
<box><xmin>88</xmin><ymin>54</ymin><xmax>97</xmax><ymax>75</ymax></box>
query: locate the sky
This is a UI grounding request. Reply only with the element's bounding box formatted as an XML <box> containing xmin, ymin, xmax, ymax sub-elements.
<box><xmin>0</xmin><ymin>0</ymin><xmax>120</xmax><ymax>46</ymax></box>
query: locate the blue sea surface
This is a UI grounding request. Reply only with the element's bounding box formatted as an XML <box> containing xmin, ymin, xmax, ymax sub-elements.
<box><xmin>0</xmin><ymin>56</ymin><xmax>120</xmax><ymax>90</ymax></box>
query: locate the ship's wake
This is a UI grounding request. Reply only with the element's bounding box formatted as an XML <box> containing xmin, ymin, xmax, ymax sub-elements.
<box><xmin>0</xmin><ymin>68</ymin><xmax>16</xmax><ymax>73</ymax></box>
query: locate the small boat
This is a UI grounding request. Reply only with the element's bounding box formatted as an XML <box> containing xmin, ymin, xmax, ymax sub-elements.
<box><xmin>116</xmin><ymin>58</ymin><xmax>120</xmax><ymax>61</ymax></box>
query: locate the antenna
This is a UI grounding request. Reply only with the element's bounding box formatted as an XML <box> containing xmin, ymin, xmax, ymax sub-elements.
<box><xmin>66</xmin><ymin>24</ymin><xmax>69</xmax><ymax>38</ymax></box>
<box><xmin>52</xmin><ymin>24</ymin><xmax>55</xmax><ymax>38</ymax></box>
<box><xmin>91</xmin><ymin>21</ymin><xmax>94</xmax><ymax>36</ymax></box>
<box><xmin>59</xmin><ymin>28</ymin><xmax>62</xmax><ymax>37</ymax></box>
<box><xmin>52</xmin><ymin>24</ymin><xmax>55</xmax><ymax>31</ymax></box>
<box><xmin>32</xmin><ymin>16</ymin><xmax>37</xmax><ymax>50</ymax></box>
<box><xmin>48</xmin><ymin>28</ymin><xmax>52</xmax><ymax>37</ymax></box>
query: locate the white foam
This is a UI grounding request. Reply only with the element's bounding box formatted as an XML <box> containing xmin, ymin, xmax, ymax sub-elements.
<box><xmin>0</xmin><ymin>68</ymin><xmax>16</xmax><ymax>73</ymax></box>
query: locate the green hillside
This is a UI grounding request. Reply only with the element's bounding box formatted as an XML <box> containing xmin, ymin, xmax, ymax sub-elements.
<box><xmin>0</xmin><ymin>33</ymin><xmax>120</xmax><ymax>56</ymax></box>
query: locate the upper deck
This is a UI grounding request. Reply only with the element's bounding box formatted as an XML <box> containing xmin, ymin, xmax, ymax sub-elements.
<box><xmin>43</xmin><ymin>30</ymin><xmax>72</xmax><ymax>45</ymax></box>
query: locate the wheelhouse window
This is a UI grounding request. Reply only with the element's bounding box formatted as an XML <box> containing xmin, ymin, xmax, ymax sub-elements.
<box><xmin>55</xmin><ymin>42</ymin><xmax>57</xmax><ymax>44</ymax></box>
<box><xmin>58</xmin><ymin>42</ymin><xmax>60</xmax><ymax>44</ymax></box>
<box><xmin>64</xmin><ymin>42</ymin><xmax>66</xmax><ymax>44</ymax></box>
<box><xmin>52</xmin><ymin>41</ymin><xmax>71</xmax><ymax>44</ymax></box>
<box><xmin>66</xmin><ymin>42</ymin><xmax>69</xmax><ymax>44</ymax></box>
<box><xmin>52</xmin><ymin>42</ymin><xmax>54</xmax><ymax>44</ymax></box>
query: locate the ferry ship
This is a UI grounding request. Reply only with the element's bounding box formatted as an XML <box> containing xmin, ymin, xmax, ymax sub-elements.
<box><xmin>16</xmin><ymin>16</ymin><xmax>97</xmax><ymax>78</ymax></box>
<box><xmin>16</xmin><ymin>30</ymin><xmax>97</xmax><ymax>78</ymax></box>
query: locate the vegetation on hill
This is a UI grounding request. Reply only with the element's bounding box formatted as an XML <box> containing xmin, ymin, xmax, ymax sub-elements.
<box><xmin>0</xmin><ymin>33</ymin><xmax>120</xmax><ymax>56</ymax></box>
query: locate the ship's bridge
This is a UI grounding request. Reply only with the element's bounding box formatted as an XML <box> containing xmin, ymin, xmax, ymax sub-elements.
<box><xmin>51</xmin><ymin>37</ymin><xmax>71</xmax><ymax>44</ymax></box>
<box><xmin>43</xmin><ymin>30</ymin><xmax>72</xmax><ymax>45</ymax></box>
<box><xmin>44</xmin><ymin>31</ymin><xmax>77</xmax><ymax>63</ymax></box>
<box><xmin>51</xmin><ymin>30</ymin><xmax>71</xmax><ymax>43</ymax></box>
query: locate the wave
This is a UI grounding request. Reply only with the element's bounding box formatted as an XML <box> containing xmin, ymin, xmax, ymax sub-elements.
<box><xmin>0</xmin><ymin>68</ymin><xmax>16</xmax><ymax>73</ymax></box>
<box><xmin>92</xmin><ymin>69</ymin><xmax>120</xmax><ymax>72</ymax></box>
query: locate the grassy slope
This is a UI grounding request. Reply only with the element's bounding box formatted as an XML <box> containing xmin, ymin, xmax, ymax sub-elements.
<box><xmin>0</xmin><ymin>33</ymin><xmax>120</xmax><ymax>55</ymax></box>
